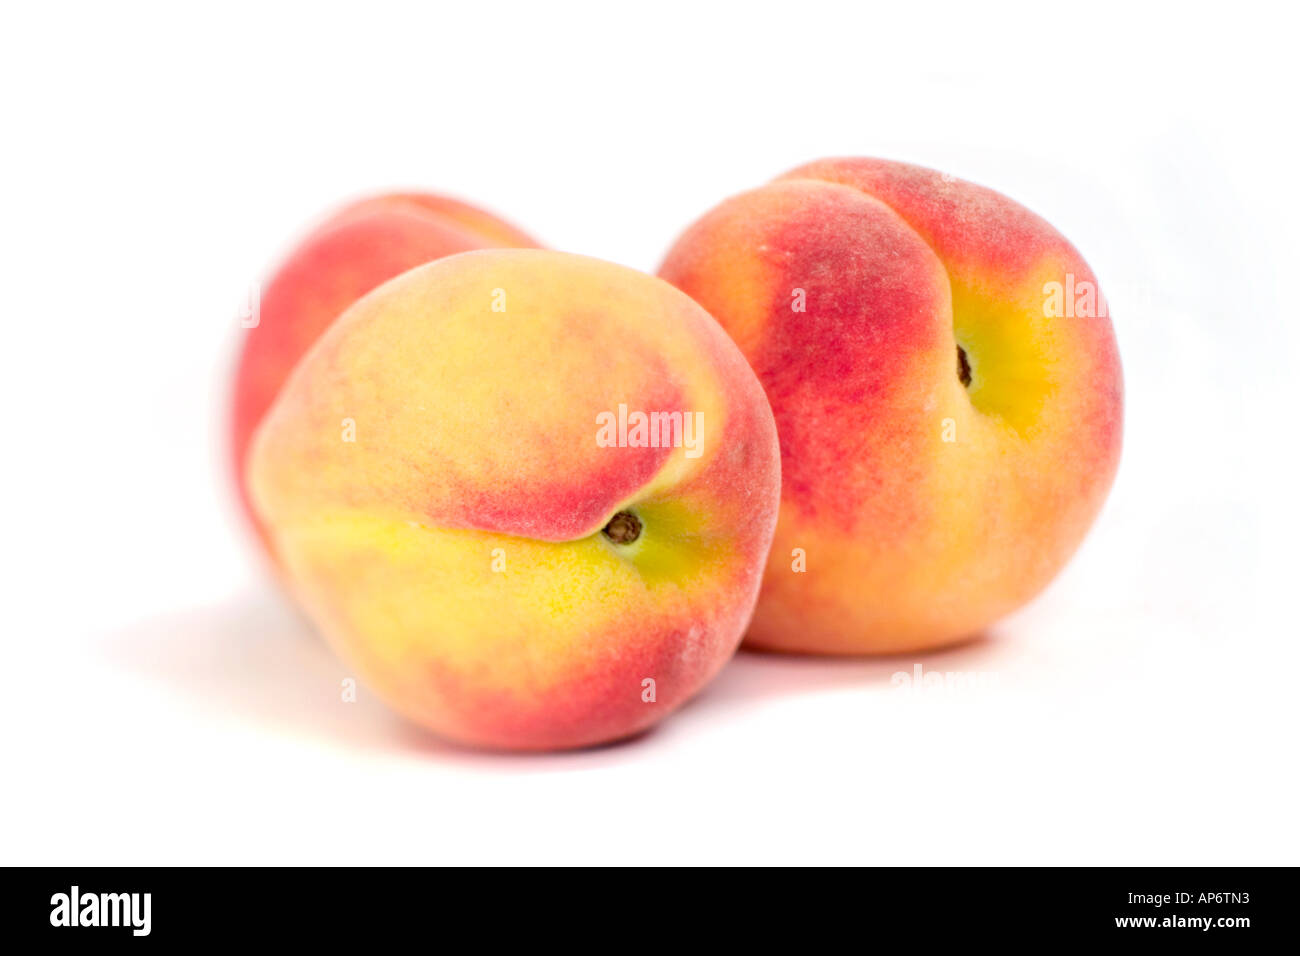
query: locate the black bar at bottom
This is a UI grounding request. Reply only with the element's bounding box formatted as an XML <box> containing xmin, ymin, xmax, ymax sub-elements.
<box><xmin>4</xmin><ymin>866</ymin><xmax>1290</xmax><ymax>943</ymax></box>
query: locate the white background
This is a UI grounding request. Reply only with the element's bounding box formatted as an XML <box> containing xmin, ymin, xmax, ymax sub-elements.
<box><xmin>2</xmin><ymin>2</ymin><xmax>1297</xmax><ymax>865</ymax></box>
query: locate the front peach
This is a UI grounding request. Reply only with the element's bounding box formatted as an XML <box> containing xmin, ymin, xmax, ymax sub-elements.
<box><xmin>248</xmin><ymin>249</ymin><xmax>781</xmax><ymax>749</ymax></box>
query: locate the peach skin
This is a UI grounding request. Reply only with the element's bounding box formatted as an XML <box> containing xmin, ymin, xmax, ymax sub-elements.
<box><xmin>659</xmin><ymin>158</ymin><xmax>1123</xmax><ymax>654</ymax></box>
<box><xmin>230</xmin><ymin>193</ymin><xmax>539</xmax><ymax>547</ymax></box>
<box><xmin>247</xmin><ymin>249</ymin><xmax>781</xmax><ymax>750</ymax></box>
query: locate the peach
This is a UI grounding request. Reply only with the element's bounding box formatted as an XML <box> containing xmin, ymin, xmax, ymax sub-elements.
<box><xmin>230</xmin><ymin>193</ymin><xmax>539</xmax><ymax>545</ymax></box>
<box><xmin>659</xmin><ymin>158</ymin><xmax>1123</xmax><ymax>654</ymax></box>
<box><xmin>247</xmin><ymin>249</ymin><xmax>781</xmax><ymax>750</ymax></box>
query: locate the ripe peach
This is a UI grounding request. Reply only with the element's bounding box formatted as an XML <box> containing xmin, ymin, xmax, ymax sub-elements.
<box><xmin>230</xmin><ymin>193</ymin><xmax>539</xmax><ymax>544</ymax></box>
<box><xmin>247</xmin><ymin>249</ymin><xmax>781</xmax><ymax>750</ymax></box>
<box><xmin>659</xmin><ymin>158</ymin><xmax>1123</xmax><ymax>654</ymax></box>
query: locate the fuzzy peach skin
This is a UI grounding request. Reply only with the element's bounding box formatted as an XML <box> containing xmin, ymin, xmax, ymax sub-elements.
<box><xmin>230</xmin><ymin>193</ymin><xmax>539</xmax><ymax>543</ymax></box>
<box><xmin>659</xmin><ymin>158</ymin><xmax>1123</xmax><ymax>654</ymax></box>
<box><xmin>247</xmin><ymin>249</ymin><xmax>780</xmax><ymax>750</ymax></box>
